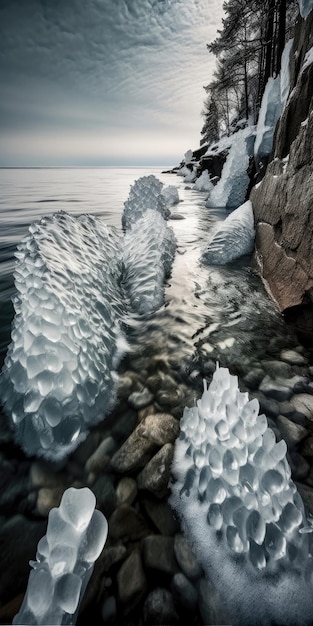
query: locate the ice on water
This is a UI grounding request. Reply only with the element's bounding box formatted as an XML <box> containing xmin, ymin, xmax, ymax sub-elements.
<box><xmin>205</xmin><ymin>127</ymin><xmax>253</xmax><ymax>209</ymax></box>
<box><xmin>123</xmin><ymin>210</ymin><xmax>176</xmax><ymax>315</ymax></box>
<box><xmin>170</xmin><ymin>365</ymin><xmax>313</xmax><ymax>625</ymax></box>
<box><xmin>201</xmin><ymin>200</ymin><xmax>255</xmax><ymax>265</ymax></box>
<box><xmin>299</xmin><ymin>0</ymin><xmax>313</xmax><ymax>17</ymax></box>
<box><xmin>0</xmin><ymin>212</ymin><xmax>125</xmax><ymax>460</ymax></box>
<box><xmin>194</xmin><ymin>170</ymin><xmax>214</xmax><ymax>192</ymax></box>
<box><xmin>122</xmin><ymin>175</ymin><xmax>171</xmax><ymax>230</ymax></box>
<box><xmin>160</xmin><ymin>185</ymin><xmax>180</xmax><ymax>206</ymax></box>
<box><xmin>13</xmin><ymin>487</ymin><xmax>107</xmax><ymax>625</ymax></box>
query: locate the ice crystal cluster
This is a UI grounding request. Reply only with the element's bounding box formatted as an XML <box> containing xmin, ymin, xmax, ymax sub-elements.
<box><xmin>122</xmin><ymin>175</ymin><xmax>171</xmax><ymax>230</ymax></box>
<box><xmin>299</xmin><ymin>0</ymin><xmax>313</xmax><ymax>18</ymax></box>
<box><xmin>0</xmin><ymin>212</ymin><xmax>125</xmax><ymax>460</ymax></box>
<box><xmin>201</xmin><ymin>201</ymin><xmax>255</xmax><ymax>265</ymax></box>
<box><xmin>206</xmin><ymin>128</ymin><xmax>253</xmax><ymax>209</ymax></box>
<box><xmin>160</xmin><ymin>184</ymin><xmax>180</xmax><ymax>206</ymax></box>
<box><xmin>13</xmin><ymin>488</ymin><xmax>108</xmax><ymax>625</ymax></box>
<box><xmin>194</xmin><ymin>171</ymin><xmax>214</xmax><ymax>192</ymax></box>
<box><xmin>123</xmin><ymin>210</ymin><xmax>177</xmax><ymax>314</ymax></box>
<box><xmin>170</xmin><ymin>365</ymin><xmax>313</xmax><ymax>626</ymax></box>
<box><xmin>254</xmin><ymin>76</ymin><xmax>282</xmax><ymax>166</ymax></box>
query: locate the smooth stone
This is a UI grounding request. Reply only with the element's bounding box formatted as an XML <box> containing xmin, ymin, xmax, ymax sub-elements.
<box><xmin>36</xmin><ymin>486</ymin><xmax>64</xmax><ymax>516</ymax></box>
<box><xmin>250</xmin><ymin>392</ymin><xmax>280</xmax><ymax>417</ymax></box>
<box><xmin>142</xmin><ymin>495</ymin><xmax>179</xmax><ymax>536</ymax></box>
<box><xmin>117</xmin><ymin>550</ymin><xmax>147</xmax><ymax>611</ymax></box>
<box><xmin>296</xmin><ymin>482</ymin><xmax>313</xmax><ymax>515</ymax></box>
<box><xmin>290</xmin><ymin>394</ymin><xmax>313</xmax><ymax>419</ymax></box>
<box><xmin>171</xmin><ymin>573</ymin><xmax>198</xmax><ymax>611</ymax></box>
<box><xmin>259</xmin><ymin>376</ymin><xmax>293</xmax><ymax>401</ymax></box>
<box><xmin>110</xmin><ymin>413</ymin><xmax>179</xmax><ymax>473</ymax></box>
<box><xmin>174</xmin><ymin>534</ymin><xmax>202</xmax><ymax>581</ymax></box>
<box><xmin>137</xmin><ymin>443</ymin><xmax>174</xmax><ymax>499</ymax></box>
<box><xmin>81</xmin><ymin>545</ymin><xmax>127</xmax><ymax>611</ymax></box>
<box><xmin>92</xmin><ymin>474</ymin><xmax>117</xmax><ymax>517</ymax></box>
<box><xmin>276</xmin><ymin>414</ymin><xmax>308</xmax><ymax>447</ymax></box>
<box><xmin>110</xmin><ymin>408</ymin><xmax>138</xmax><ymax>442</ymax></box>
<box><xmin>300</xmin><ymin>436</ymin><xmax>313</xmax><ymax>458</ymax></box>
<box><xmin>293</xmin><ymin>379</ymin><xmax>313</xmax><ymax>394</ymax></box>
<box><xmin>101</xmin><ymin>596</ymin><xmax>117</xmax><ymax>624</ymax></box>
<box><xmin>288</xmin><ymin>451</ymin><xmax>310</xmax><ymax>481</ymax></box>
<box><xmin>109</xmin><ymin>505</ymin><xmax>150</xmax><ymax>541</ymax></box>
<box><xmin>143</xmin><ymin>588</ymin><xmax>179</xmax><ymax>625</ymax></box>
<box><xmin>116</xmin><ymin>477</ymin><xmax>138</xmax><ymax>506</ymax></box>
<box><xmin>70</xmin><ymin>431</ymin><xmax>100</xmax><ymax>466</ymax></box>
<box><xmin>278</xmin><ymin>401</ymin><xmax>300</xmax><ymax>418</ymax></box>
<box><xmin>137</xmin><ymin>404</ymin><xmax>156</xmax><ymax>421</ymax></box>
<box><xmin>243</xmin><ymin>368</ymin><xmax>264</xmax><ymax>390</ymax></box>
<box><xmin>85</xmin><ymin>436</ymin><xmax>117</xmax><ymax>474</ymax></box>
<box><xmin>30</xmin><ymin>461</ymin><xmax>69</xmax><ymax>489</ymax></box>
<box><xmin>117</xmin><ymin>375</ymin><xmax>133</xmax><ymax>399</ymax></box>
<box><xmin>142</xmin><ymin>535</ymin><xmax>179</xmax><ymax>575</ymax></box>
<box><xmin>128</xmin><ymin>387</ymin><xmax>154</xmax><ymax>409</ymax></box>
<box><xmin>260</xmin><ymin>360</ymin><xmax>292</xmax><ymax>379</ymax></box>
<box><xmin>280</xmin><ymin>350</ymin><xmax>308</xmax><ymax>365</ymax></box>
<box><xmin>169</xmin><ymin>213</ymin><xmax>185</xmax><ymax>220</ymax></box>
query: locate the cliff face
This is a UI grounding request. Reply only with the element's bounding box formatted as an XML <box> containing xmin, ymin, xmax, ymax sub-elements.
<box><xmin>251</xmin><ymin>11</ymin><xmax>313</xmax><ymax>331</ymax></box>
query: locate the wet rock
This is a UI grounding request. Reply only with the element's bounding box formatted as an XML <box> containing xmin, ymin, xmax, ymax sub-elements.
<box><xmin>259</xmin><ymin>376</ymin><xmax>293</xmax><ymax>401</ymax></box>
<box><xmin>128</xmin><ymin>387</ymin><xmax>154</xmax><ymax>409</ymax></box>
<box><xmin>288</xmin><ymin>451</ymin><xmax>310</xmax><ymax>481</ymax></box>
<box><xmin>300</xmin><ymin>436</ymin><xmax>313</xmax><ymax>458</ymax></box>
<box><xmin>155</xmin><ymin>387</ymin><xmax>184</xmax><ymax>409</ymax></box>
<box><xmin>296</xmin><ymin>482</ymin><xmax>313</xmax><ymax>515</ymax></box>
<box><xmin>290</xmin><ymin>393</ymin><xmax>313</xmax><ymax>419</ymax></box>
<box><xmin>243</xmin><ymin>368</ymin><xmax>264</xmax><ymax>390</ymax></box>
<box><xmin>143</xmin><ymin>588</ymin><xmax>178</xmax><ymax>625</ymax></box>
<box><xmin>110</xmin><ymin>413</ymin><xmax>179</xmax><ymax>474</ymax></box>
<box><xmin>101</xmin><ymin>596</ymin><xmax>117</xmax><ymax>624</ymax></box>
<box><xmin>174</xmin><ymin>534</ymin><xmax>202</xmax><ymax>581</ymax></box>
<box><xmin>85</xmin><ymin>436</ymin><xmax>117</xmax><ymax>474</ymax></box>
<box><xmin>70</xmin><ymin>431</ymin><xmax>100</xmax><ymax>466</ymax></box>
<box><xmin>117</xmin><ymin>550</ymin><xmax>147</xmax><ymax>611</ymax></box>
<box><xmin>36</xmin><ymin>486</ymin><xmax>65</xmax><ymax>516</ymax></box>
<box><xmin>278</xmin><ymin>401</ymin><xmax>300</xmax><ymax>419</ymax></box>
<box><xmin>116</xmin><ymin>477</ymin><xmax>138</xmax><ymax>506</ymax></box>
<box><xmin>109</xmin><ymin>505</ymin><xmax>150</xmax><ymax>541</ymax></box>
<box><xmin>142</xmin><ymin>496</ymin><xmax>179</xmax><ymax>536</ymax></box>
<box><xmin>110</xmin><ymin>408</ymin><xmax>138</xmax><ymax>442</ymax></box>
<box><xmin>280</xmin><ymin>350</ymin><xmax>308</xmax><ymax>365</ymax></box>
<box><xmin>92</xmin><ymin>474</ymin><xmax>117</xmax><ymax>517</ymax></box>
<box><xmin>146</xmin><ymin>373</ymin><xmax>166</xmax><ymax>394</ymax></box>
<box><xmin>138</xmin><ymin>404</ymin><xmax>156</xmax><ymax>421</ymax></box>
<box><xmin>0</xmin><ymin>593</ymin><xmax>24</xmax><ymax>623</ymax></box>
<box><xmin>30</xmin><ymin>461</ymin><xmax>68</xmax><ymax>489</ymax></box>
<box><xmin>250</xmin><ymin>391</ymin><xmax>280</xmax><ymax>417</ymax></box>
<box><xmin>81</xmin><ymin>545</ymin><xmax>127</xmax><ymax>611</ymax></box>
<box><xmin>171</xmin><ymin>573</ymin><xmax>198</xmax><ymax>611</ymax></box>
<box><xmin>142</xmin><ymin>535</ymin><xmax>179</xmax><ymax>575</ymax></box>
<box><xmin>260</xmin><ymin>360</ymin><xmax>293</xmax><ymax>379</ymax></box>
<box><xmin>197</xmin><ymin>578</ymin><xmax>231</xmax><ymax>626</ymax></box>
<box><xmin>137</xmin><ymin>443</ymin><xmax>174</xmax><ymax>499</ymax></box>
<box><xmin>277</xmin><ymin>414</ymin><xmax>308</xmax><ymax>447</ymax></box>
<box><xmin>117</xmin><ymin>375</ymin><xmax>133</xmax><ymax>399</ymax></box>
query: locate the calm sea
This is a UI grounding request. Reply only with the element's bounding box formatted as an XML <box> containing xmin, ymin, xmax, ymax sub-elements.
<box><xmin>0</xmin><ymin>166</ymin><xmax>299</xmax><ymax>377</ymax></box>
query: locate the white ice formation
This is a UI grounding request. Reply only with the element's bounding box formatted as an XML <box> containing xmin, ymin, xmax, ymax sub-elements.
<box><xmin>299</xmin><ymin>0</ymin><xmax>313</xmax><ymax>18</ymax></box>
<box><xmin>201</xmin><ymin>201</ymin><xmax>255</xmax><ymax>265</ymax></box>
<box><xmin>123</xmin><ymin>210</ymin><xmax>177</xmax><ymax>315</ymax></box>
<box><xmin>254</xmin><ymin>76</ymin><xmax>282</xmax><ymax>165</ymax></box>
<box><xmin>0</xmin><ymin>212</ymin><xmax>125</xmax><ymax>460</ymax></box>
<box><xmin>194</xmin><ymin>171</ymin><xmax>214</xmax><ymax>193</ymax></box>
<box><xmin>13</xmin><ymin>487</ymin><xmax>108</xmax><ymax>625</ymax></box>
<box><xmin>184</xmin><ymin>149</ymin><xmax>193</xmax><ymax>165</ymax></box>
<box><xmin>122</xmin><ymin>175</ymin><xmax>170</xmax><ymax>231</ymax></box>
<box><xmin>205</xmin><ymin>128</ymin><xmax>253</xmax><ymax>209</ymax></box>
<box><xmin>160</xmin><ymin>185</ymin><xmax>180</xmax><ymax>206</ymax></box>
<box><xmin>170</xmin><ymin>365</ymin><xmax>313</xmax><ymax>626</ymax></box>
<box><xmin>280</xmin><ymin>39</ymin><xmax>293</xmax><ymax>108</ymax></box>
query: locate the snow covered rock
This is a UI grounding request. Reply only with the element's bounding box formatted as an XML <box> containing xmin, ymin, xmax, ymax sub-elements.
<box><xmin>170</xmin><ymin>365</ymin><xmax>313</xmax><ymax>626</ymax></box>
<box><xmin>299</xmin><ymin>0</ymin><xmax>313</xmax><ymax>18</ymax></box>
<box><xmin>122</xmin><ymin>175</ymin><xmax>170</xmax><ymax>231</ymax></box>
<box><xmin>0</xmin><ymin>212</ymin><xmax>125</xmax><ymax>460</ymax></box>
<box><xmin>194</xmin><ymin>171</ymin><xmax>214</xmax><ymax>192</ymax></box>
<box><xmin>123</xmin><ymin>210</ymin><xmax>176</xmax><ymax>315</ymax></box>
<box><xmin>205</xmin><ymin>128</ymin><xmax>253</xmax><ymax>209</ymax></box>
<box><xmin>201</xmin><ymin>201</ymin><xmax>255</xmax><ymax>265</ymax></box>
<box><xmin>13</xmin><ymin>487</ymin><xmax>107</xmax><ymax>625</ymax></box>
<box><xmin>254</xmin><ymin>76</ymin><xmax>282</xmax><ymax>167</ymax></box>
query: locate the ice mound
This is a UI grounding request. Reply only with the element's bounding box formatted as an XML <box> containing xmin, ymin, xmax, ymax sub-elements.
<box><xmin>254</xmin><ymin>76</ymin><xmax>282</xmax><ymax>166</ymax></box>
<box><xmin>299</xmin><ymin>0</ymin><xmax>313</xmax><ymax>17</ymax></box>
<box><xmin>194</xmin><ymin>171</ymin><xmax>214</xmax><ymax>192</ymax></box>
<box><xmin>160</xmin><ymin>185</ymin><xmax>180</xmax><ymax>206</ymax></box>
<box><xmin>170</xmin><ymin>365</ymin><xmax>313</xmax><ymax>626</ymax></box>
<box><xmin>123</xmin><ymin>210</ymin><xmax>177</xmax><ymax>315</ymax></box>
<box><xmin>0</xmin><ymin>212</ymin><xmax>125</xmax><ymax>460</ymax></box>
<box><xmin>206</xmin><ymin>128</ymin><xmax>253</xmax><ymax>208</ymax></box>
<box><xmin>201</xmin><ymin>201</ymin><xmax>255</xmax><ymax>265</ymax></box>
<box><xmin>122</xmin><ymin>175</ymin><xmax>170</xmax><ymax>231</ymax></box>
<box><xmin>13</xmin><ymin>487</ymin><xmax>108</xmax><ymax>625</ymax></box>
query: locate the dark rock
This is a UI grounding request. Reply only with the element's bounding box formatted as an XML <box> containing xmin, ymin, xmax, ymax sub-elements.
<box><xmin>142</xmin><ymin>495</ymin><xmax>179</xmax><ymax>536</ymax></box>
<box><xmin>110</xmin><ymin>408</ymin><xmax>138</xmax><ymax>442</ymax></box>
<box><xmin>260</xmin><ymin>360</ymin><xmax>292</xmax><ymax>379</ymax></box>
<box><xmin>276</xmin><ymin>414</ymin><xmax>308</xmax><ymax>447</ymax></box>
<box><xmin>128</xmin><ymin>387</ymin><xmax>154</xmax><ymax>409</ymax></box>
<box><xmin>143</xmin><ymin>588</ymin><xmax>179</xmax><ymax>625</ymax></box>
<box><xmin>142</xmin><ymin>535</ymin><xmax>179</xmax><ymax>575</ymax></box>
<box><xmin>250</xmin><ymin>391</ymin><xmax>280</xmax><ymax>417</ymax></box>
<box><xmin>290</xmin><ymin>393</ymin><xmax>313</xmax><ymax>419</ymax></box>
<box><xmin>296</xmin><ymin>482</ymin><xmax>313</xmax><ymax>515</ymax></box>
<box><xmin>117</xmin><ymin>375</ymin><xmax>133</xmax><ymax>399</ymax></box>
<box><xmin>259</xmin><ymin>376</ymin><xmax>293</xmax><ymax>401</ymax></box>
<box><xmin>109</xmin><ymin>505</ymin><xmax>150</xmax><ymax>541</ymax></box>
<box><xmin>288</xmin><ymin>451</ymin><xmax>310</xmax><ymax>481</ymax></box>
<box><xmin>117</xmin><ymin>550</ymin><xmax>147</xmax><ymax>611</ymax></box>
<box><xmin>101</xmin><ymin>596</ymin><xmax>117</xmax><ymax>624</ymax></box>
<box><xmin>137</xmin><ymin>443</ymin><xmax>174</xmax><ymax>499</ymax></box>
<box><xmin>36</xmin><ymin>486</ymin><xmax>65</xmax><ymax>516</ymax></box>
<box><xmin>70</xmin><ymin>431</ymin><xmax>100</xmax><ymax>466</ymax></box>
<box><xmin>92</xmin><ymin>474</ymin><xmax>117</xmax><ymax>517</ymax></box>
<box><xmin>116</xmin><ymin>477</ymin><xmax>138</xmax><ymax>506</ymax></box>
<box><xmin>171</xmin><ymin>573</ymin><xmax>198</xmax><ymax>611</ymax></box>
<box><xmin>85</xmin><ymin>436</ymin><xmax>117</xmax><ymax>474</ymax></box>
<box><xmin>80</xmin><ymin>545</ymin><xmax>127</xmax><ymax>611</ymax></box>
<box><xmin>300</xmin><ymin>436</ymin><xmax>313</xmax><ymax>458</ymax></box>
<box><xmin>173</xmin><ymin>534</ymin><xmax>202</xmax><ymax>581</ymax></box>
<box><xmin>243</xmin><ymin>368</ymin><xmax>264</xmax><ymax>390</ymax></box>
<box><xmin>137</xmin><ymin>404</ymin><xmax>156</xmax><ymax>421</ymax></box>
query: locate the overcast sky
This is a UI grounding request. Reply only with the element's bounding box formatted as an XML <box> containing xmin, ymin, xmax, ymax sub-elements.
<box><xmin>0</xmin><ymin>0</ymin><xmax>224</xmax><ymax>166</ymax></box>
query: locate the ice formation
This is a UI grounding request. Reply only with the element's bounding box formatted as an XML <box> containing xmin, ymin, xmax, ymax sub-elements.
<box><xmin>13</xmin><ymin>487</ymin><xmax>108</xmax><ymax>625</ymax></box>
<box><xmin>0</xmin><ymin>212</ymin><xmax>125</xmax><ymax>460</ymax></box>
<box><xmin>201</xmin><ymin>201</ymin><xmax>255</xmax><ymax>265</ymax></box>
<box><xmin>160</xmin><ymin>185</ymin><xmax>180</xmax><ymax>206</ymax></box>
<box><xmin>299</xmin><ymin>0</ymin><xmax>313</xmax><ymax>18</ymax></box>
<box><xmin>280</xmin><ymin>39</ymin><xmax>293</xmax><ymax>108</ymax></box>
<box><xmin>122</xmin><ymin>175</ymin><xmax>170</xmax><ymax>231</ymax></box>
<box><xmin>254</xmin><ymin>76</ymin><xmax>282</xmax><ymax>165</ymax></box>
<box><xmin>170</xmin><ymin>366</ymin><xmax>313</xmax><ymax>626</ymax></box>
<box><xmin>193</xmin><ymin>171</ymin><xmax>214</xmax><ymax>193</ymax></box>
<box><xmin>184</xmin><ymin>149</ymin><xmax>193</xmax><ymax>165</ymax></box>
<box><xmin>205</xmin><ymin>128</ymin><xmax>253</xmax><ymax>209</ymax></box>
<box><xmin>123</xmin><ymin>210</ymin><xmax>177</xmax><ymax>315</ymax></box>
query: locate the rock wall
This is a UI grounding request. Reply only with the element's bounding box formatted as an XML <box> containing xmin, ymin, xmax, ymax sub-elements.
<box><xmin>251</xmin><ymin>10</ymin><xmax>313</xmax><ymax>333</ymax></box>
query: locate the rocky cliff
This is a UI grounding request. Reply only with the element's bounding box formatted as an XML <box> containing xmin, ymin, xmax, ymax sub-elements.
<box><xmin>251</xmin><ymin>10</ymin><xmax>313</xmax><ymax>335</ymax></box>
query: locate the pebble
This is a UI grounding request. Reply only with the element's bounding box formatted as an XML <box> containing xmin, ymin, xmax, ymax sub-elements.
<box><xmin>109</xmin><ymin>505</ymin><xmax>150</xmax><ymax>541</ymax></box>
<box><xmin>288</xmin><ymin>451</ymin><xmax>310</xmax><ymax>481</ymax></box>
<box><xmin>300</xmin><ymin>436</ymin><xmax>313</xmax><ymax>458</ymax></box>
<box><xmin>259</xmin><ymin>376</ymin><xmax>293</xmax><ymax>401</ymax></box>
<box><xmin>30</xmin><ymin>461</ymin><xmax>68</xmax><ymax>489</ymax></box>
<box><xmin>143</xmin><ymin>588</ymin><xmax>179</xmax><ymax>625</ymax></box>
<box><xmin>171</xmin><ymin>572</ymin><xmax>198</xmax><ymax>611</ymax></box>
<box><xmin>128</xmin><ymin>387</ymin><xmax>154</xmax><ymax>409</ymax></box>
<box><xmin>169</xmin><ymin>213</ymin><xmax>185</xmax><ymax>220</ymax></box>
<box><xmin>290</xmin><ymin>394</ymin><xmax>313</xmax><ymax>419</ymax></box>
<box><xmin>296</xmin><ymin>482</ymin><xmax>313</xmax><ymax>515</ymax></box>
<box><xmin>250</xmin><ymin>392</ymin><xmax>280</xmax><ymax>417</ymax></box>
<box><xmin>260</xmin><ymin>360</ymin><xmax>292</xmax><ymax>379</ymax></box>
<box><xmin>85</xmin><ymin>436</ymin><xmax>116</xmax><ymax>475</ymax></box>
<box><xmin>92</xmin><ymin>474</ymin><xmax>117</xmax><ymax>517</ymax></box>
<box><xmin>142</xmin><ymin>535</ymin><xmax>179</xmax><ymax>575</ymax></box>
<box><xmin>116</xmin><ymin>477</ymin><xmax>138</xmax><ymax>506</ymax></box>
<box><xmin>81</xmin><ymin>545</ymin><xmax>127</xmax><ymax>612</ymax></box>
<box><xmin>36</xmin><ymin>486</ymin><xmax>64</xmax><ymax>516</ymax></box>
<box><xmin>101</xmin><ymin>596</ymin><xmax>117</xmax><ymax>624</ymax></box>
<box><xmin>276</xmin><ymin>415</ymin><xmax>308</xmax><ymax>447</ymax></box>
<box><xmin>142</xmin><ymin>496</ymin><xmax>179</xmax><ymax>536</ymax></box>
<box><xmin>280</xmin><ymin>350</ymin><xmax>308</xmax><ymax>365</ymax></box>
<box><xmin>117</xmin><ymin>375</ymin><xmax>133</xmax><ymax>399</ymax></box>
<box><xmin>117</xmin><ymin>550</ymin><xmax>147</xmax><ymax>611</ymax></box>
<box><xmin>110</xmin><ymin>408</ymin><xmax>138</xmax><ymax>442</ymax></box>
<box><xmin>137</xmin><ymin>443</ymin><xmax>174</xmax><ymax>499</ymax></box>
<box><xmin>243</xmin><ymin>368</ymin><xmax>264</xmax><ymax>390</ymax></box>
<box><xmin>137</xmin><ymin>404</ymin><xmax>156</xmax><ymax>421</ymax></box>
<box><xmin>70</xmin><ymin>431</ymin><xmax>100</xmax><ymax>466</ymax></box>
<box><xmin>173</xmin><ymin>534</ymin><xmax>202</xmax><ymax>581</ymax></box>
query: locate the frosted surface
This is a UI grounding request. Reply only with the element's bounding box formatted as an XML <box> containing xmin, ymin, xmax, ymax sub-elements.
<box><xmin>205</xmin><ymin>128</ymin><xmax>252</xmax><ymax>208</ymax></box>
<box><xmin>299</xmin><ymin>0</ymin><xmax>313</xmax><ymax>17</ymax></box>
<box><xmin>13</xmin><ymin>487</ymin><xmax>108</xmax><ymax>625</ymax></box>
<box><xmin>254</xmin><ymin>76</ymin><xmax>282</xmax><ymax>162</ymax></box>
<box><xmin>123</xmin><ymin>210</ymin><xmax>176</xmax><ymax>314</ymax></box>
<box><xmin>170</xmin><ymin>365</ymin><xmax>313</xmax><ymax>625</ymax></box>
<box><xmin>184</xmin><ymin>149</ymin><xmax>193</xmax><ymax>165</ymax></box>
<box><xmin>201</xmin><ymin>201</ymin><xmax>255</xmax><ymax>265</ymax></box>
<box><xmin>281</xmin><ymin>39</ymin><xmax>293</xmax><ymax>108</ymax></box>
<box><xmin>160</xmin><ymin>185</ymin><xmax>180</xmax><ymax>206</ymax></box>
<box><xmin>0</xmin><ymin>212</ymin><xmax>125</xmax><ymax>460</ymax></box>
<box><xmin>122</xmin><ymin>175</ymin><xmax>170</xmax><ymax>231</ymax></box>
<box><xmin>194</xmin><ymin>171</ymin><xmax>214</xmax><ymax>192</ymax></box>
